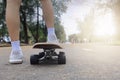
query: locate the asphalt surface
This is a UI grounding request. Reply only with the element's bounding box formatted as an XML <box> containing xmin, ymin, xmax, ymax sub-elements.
<box><xmin>1</xmin><ymin>44</ymin><xmax>120</xmax><ymax>80</ymax></box>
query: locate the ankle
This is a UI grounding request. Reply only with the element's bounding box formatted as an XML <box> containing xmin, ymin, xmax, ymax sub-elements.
<box><xmin>47</xmin><ymin>27</ymin><xmax>55</xmax><ymax>35</ymax></box>
<box><xmin>11</xmin><ymin>40</ymin><xmax>21</xmax><ymax>51</ymax></box>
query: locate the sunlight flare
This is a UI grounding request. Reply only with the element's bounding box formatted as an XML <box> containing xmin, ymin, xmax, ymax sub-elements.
<box><xmin>94</xmin><ymin>12</ymin><xmax>116</xmax><ymax>37</ymax></box>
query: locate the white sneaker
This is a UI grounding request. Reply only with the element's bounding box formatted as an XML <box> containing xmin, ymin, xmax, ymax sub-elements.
<box><xmin>47</xmin><ymin>34</ymin><xmax>59</xmax><ymax>43</ymax></box>
<box><xmin>9</xmin><ymin>50</ymin><xmax>23</xmax><ymax>64</ymax></box>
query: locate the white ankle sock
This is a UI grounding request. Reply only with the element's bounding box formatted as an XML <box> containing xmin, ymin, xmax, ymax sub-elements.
<box><xmin>11</xmin><ymin>40</ymin><xmax>21</xmax><ymax>51</ymax></box>
<box><xmin>47</xmin><ymin>27</ymin><xmax>55</xmax><ymax>35</ymax></box>
<box><xmin>47</xmin><ymin>27</ymin><xmax>58</xmax><ymax>43</ymax></box>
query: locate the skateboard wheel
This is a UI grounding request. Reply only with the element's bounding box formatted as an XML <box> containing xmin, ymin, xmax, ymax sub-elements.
<box><xmin>30</xmin><ymin>55</ymin><xmax>39</xmax><ymax>65</ymax></box>
<box><xmin>58</xmin><ymin>52</ymin><xmax>66</xmax><ymax>64</ymax></box>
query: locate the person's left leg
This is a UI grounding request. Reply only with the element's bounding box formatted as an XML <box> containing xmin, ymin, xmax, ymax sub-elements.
<box><xmin>40</xmin><ymin>0</ymin><xmax>58</xmax><ymax>43</ymax></box>
<box><xmin>6</xmin><ymin>0</ymin><xmax>23</xmax><ymax>64</ymax></box>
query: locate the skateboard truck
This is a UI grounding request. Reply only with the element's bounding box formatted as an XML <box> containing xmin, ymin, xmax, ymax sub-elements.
<box><xmin>30</xmin><ymin>43</ymin><xmax>66</xmax><ymax>65</ymax></box>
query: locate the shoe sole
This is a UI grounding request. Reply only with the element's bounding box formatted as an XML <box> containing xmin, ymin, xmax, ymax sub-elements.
<box><xmin>9</xmin><ymin>60</ymin><xmax>23</xmax><ymax>64</ymax></box>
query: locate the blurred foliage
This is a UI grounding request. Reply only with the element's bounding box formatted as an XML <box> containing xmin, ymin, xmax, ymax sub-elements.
<box><xmin>0</xmin><ymin>0</ymin><xmax>71</xmax><ymax>44</ymax></box>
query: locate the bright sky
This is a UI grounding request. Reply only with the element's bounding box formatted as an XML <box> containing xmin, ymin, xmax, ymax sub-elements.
<box><xmin>61</xmin><ymin>0</ymin><xmax>95</xmax><ymax>37</ymax></box>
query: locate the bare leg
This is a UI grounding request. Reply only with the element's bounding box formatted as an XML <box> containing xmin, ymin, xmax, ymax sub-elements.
<box><xmin>6</xmin><ymin>0</ymin><xmax>21</xmax><ymax>41</ymax></box>
<box><xmin>40</xmin><ymin>0</ymin><xmax>58</xmax><ymax>43</ymax></box>
<box><xmin>40</xmin><ymin>0</ymin><xmax>54</xmax><ymax>28</ymax></box>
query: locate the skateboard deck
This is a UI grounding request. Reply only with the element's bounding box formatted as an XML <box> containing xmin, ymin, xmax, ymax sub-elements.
<box><xmin>33</xmin><ymin>43</ymin><xmax>62</xmax><ymax>49</ymax></box>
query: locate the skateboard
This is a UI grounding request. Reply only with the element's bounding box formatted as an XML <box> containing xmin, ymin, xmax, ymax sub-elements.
<box><xmin>30</xmin><ymin>43</ymin><xmax>66</xmax><ymax>65</ymax></box>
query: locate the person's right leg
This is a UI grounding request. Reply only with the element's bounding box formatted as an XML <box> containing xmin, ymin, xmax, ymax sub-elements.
<box><xmin>6</xmin><ymin>0</ymin><xmax>23</xmax><ymax>64</ymax></box>
<box><xmin>40</xmin><ymin>0</ymin><xmax>58</xmax><ymax>43</ymax></box>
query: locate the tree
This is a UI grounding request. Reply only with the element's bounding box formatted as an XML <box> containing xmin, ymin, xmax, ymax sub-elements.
<box><xmin>0</xmin><ymin>0</ymin><xmax>71</xmax><ymax>44</ymax></box>
<box><xmin>20</xmin><ymin>0</ymin><xmax>38</xmax><ymax>44</ymax></box>
<box><xmin>77</xmin><ymin>7</ymin><xmax>95</xmax><ymax>42</ymax></box>
<box><xmin>69</xmin><ymin>34</ymin><xmax>79</xmax><ymax>43</ymax></box>
<box><xmin>55</xmin><ymin>23</ymin><xmax>66</xmax><ymax>42</ymax></box>
<box><xmin>0</xmin><ymin>0</ymin><xmax>7</xmax><ymax>38</ymax></box>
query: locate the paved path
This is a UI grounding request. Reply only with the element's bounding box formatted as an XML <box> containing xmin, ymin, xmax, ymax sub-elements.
<box><xmin>0</xmin><ymin>44</ymin><xmax>120</xmax><ymax>80</ymax></box>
